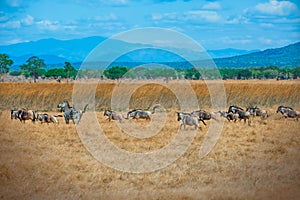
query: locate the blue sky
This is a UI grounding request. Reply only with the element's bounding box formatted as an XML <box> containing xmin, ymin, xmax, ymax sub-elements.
<box><xmin>0</xmin><ymin>0</ymin><xmax>299</xmax><ymax>50</ymax></box>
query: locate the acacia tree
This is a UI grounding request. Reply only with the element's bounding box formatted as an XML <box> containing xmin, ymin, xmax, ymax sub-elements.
<box><xmin>0</xmin><ymin>54</ymin><xmax>13</xmax><ymax>81</ymax></box>
<box><xmin>64</xmin><ymin>61</ymin><xmax>77</xmax><ymax>82</ymax></box>
<box><xmin>104</xmin><ymin>66</ymin><xmax>129</xmax><ymax>80</ymax></box>
<box><xmin>21</xmin><ymin>56</ymin><xmax>46</xmax><ymax>82</ymax></box>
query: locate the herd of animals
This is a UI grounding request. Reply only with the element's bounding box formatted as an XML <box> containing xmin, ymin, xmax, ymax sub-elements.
<box><xmin>10</xmin><ymin>100</ymin><xmax>300</xmax><ymax>129</ymax></box>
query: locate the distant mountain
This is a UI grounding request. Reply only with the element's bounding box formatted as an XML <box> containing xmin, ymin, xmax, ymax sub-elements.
<box><xmin>0</xmin><ymin>36</ymin><xmax>106</xmax><ymax>63</ymax></box>
<box><xmin>0</xmin><ymin>36</ymin><xmax>259</xmax><ymax>65</ymax></box>
<box><xmin>1</xmin><ymin>36</ymin><xmax>299</xmax><ymax>69</ymax></box>
<box><xmin>11</xmin><ymin>54</ymin><xmax>69</xmax><ymax>65</ymax></box>
<box><xmin>207</xmin><ymin>48</ymin><xmax>259</xmax><ymax>58</ymax></box>
<box><xmin>214</xmin><ymin>42</ymin><xmax>300</xmax><ymax>68</ymax></box>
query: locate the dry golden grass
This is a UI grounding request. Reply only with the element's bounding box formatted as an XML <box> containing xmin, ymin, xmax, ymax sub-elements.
<box><xmin>0</xmin><ymin>79</ymin><xmax>299</xmax><ymax>111</ymax></box>
<box><xmin>0</xmin><ymin>80</ymin><xmax>300</xmax><ymax>199</ymax></box>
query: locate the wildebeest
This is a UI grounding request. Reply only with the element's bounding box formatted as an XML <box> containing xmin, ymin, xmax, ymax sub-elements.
<box><xmin>126</xmin><ymin>104</ymin><xmax>161</xmax><ymax>120</ymax></box>
<box><xmin>191</xmin><ymin>109</ymin><xmax>218</xmax><ymax>126</ymax></box>
<box><xmin>18</xmin><ymin>109</ymin><xmax>37</xmax><ymax>123</ymax></box>
<box><xmin>176</xmin><ymin>112</ymin><xmax>201</xmax><ymax>130</ymax></box>
<box><xmin>57</xmin><ymin>100</ymin><xmax>88</xmax><ymax>124</ymax></box>
<box><xmin>246</xmin><ymin>106</ymin><xmax>269</xmax><ymax>119</ymax></box>
<box><xmin>37</xmin><ymin>113</ymin><xmax>62</xmax><ymax>124</ymax></box>
<box><xmin>11</xmin><ymin>109</ymin><xmax>21</xmax><ymax>120</ymax></box>
<box><xmin>104</xmin><ymin>110</ymin><xmax>122</xmax><ymax>122</ymax></box>
<box><xmin>236</xmin><ymin>110</ymin><xmax>251</xmax><ymax>126</ymax></box>
<box><xmin>176</xmin><ymin>112</ymin><xmax>192</xmax><ymax>122</ymax></box>
<box><xmin>219</xmin><ymin>111</ymin><xmax>239</xmax><ymax>122</ymax></box>
<box><xmin>276</xmin><ymin>105</ymin><xmax>293</xmax><ymax>116</ymax></box>
<box><xmin>228</xmin><ymin>105</ymin><xmax>244</xmax><ymax>114</ymax></box>
<box><xmin>276</xmin><ymin>105</ymin><xmax>300</xmax><ymax>120</ymax></box>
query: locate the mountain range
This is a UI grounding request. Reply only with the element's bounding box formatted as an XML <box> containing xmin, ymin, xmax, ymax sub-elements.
<box><xmin>0</xmin><ymin>36</ymin><xmax>299</xmax><ymax>69</ymax></box>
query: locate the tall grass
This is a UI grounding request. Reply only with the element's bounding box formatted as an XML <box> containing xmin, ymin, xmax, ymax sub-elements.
<box><xmin>0</xmin><ymin>80</ymin><xmax>299</xmax><ymax>111</ymax></box>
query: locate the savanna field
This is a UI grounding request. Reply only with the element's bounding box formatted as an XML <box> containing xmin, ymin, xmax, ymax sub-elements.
<box><xmin>0</xmin><ymin>80</ymin><xmax>300</xmax><ymax>199</ymax></box>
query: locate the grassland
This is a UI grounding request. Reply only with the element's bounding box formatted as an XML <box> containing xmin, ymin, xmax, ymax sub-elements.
<box><xmin>0</xmin><ymin>79</ymin><xmax>299</xmax><ymax>111</ymax></box>
<box><xmin>0</xmin><ymin>80</ymin><xmax>300</xmax><ymax>199</ymax></box>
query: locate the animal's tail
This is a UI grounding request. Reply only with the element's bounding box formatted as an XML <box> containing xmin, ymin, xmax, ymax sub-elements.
<box><xmin>54</xmin><ymin>114</ymin><xmax>63</xmax><ymax>117</ymax></box>
<box><xmin>82</xmin><ymin>104</ymin><xmax>89</xmax><ymax>113</ymax></box>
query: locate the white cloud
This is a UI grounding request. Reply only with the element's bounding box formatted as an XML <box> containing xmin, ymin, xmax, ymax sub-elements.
<box><xmin>6</xmin><ymin>38</ymin><xmax>29</xmax><ymax>44</ymax></box>
<box><xmin>0</xmin><ymin>20</ymin><xmax>21</xmax><ymax>28</ymax></box>
<box><xmin>99</xmin><ymin>0</ymin><xmax>128</xmax><ymax>6</ymax></box>
<box><xmin>202</xmin><ymin>2</ymin><xmax>221</xmax><ymax>10</ymax></box>
<box><xmin>187</xmin><ymin>10</ymin><xmax>222</xmax><ymax>23</ymax></box>
<box><xmin>152</xmin><ymin>10</ymin><xmax>222</xmax><ymax>23</ymax></box>
<box><xmin>94</xmin><ymin>13</ymin><xmax>118</xmax><ymax>21</ymax></box>
<box><xmin>226</xmin><ymin>14</ymin><xmax>249</xmax><ymax>24</ymax></box>
<box><xmin>0</xmin><ymin>14</ymin><xmax>34</xmax><ymax>28</ymax></box>
<box><xmin>259</xmin><ymin>37</ymin><xmax>273</xmax><ymax>44</ymax></box>
<box><xmin>5</xmin><ymin>0</ymin><xmax>22</xmax><ymax>7</ymax></box>
<box><xmin>37</xmin><ymin>20</ymin><xmax>60</xmax><ymax>31</ymax></box>
<box><xmin>221</xmin><ymin>36</ymin><xmax>252</xmax><ymax>45</ymax></box>
<box><xmin>255</xmin><ymin>0</ymin><xmax>298</xmax><ymax>16</ymax></box>
<box><xmin>21</xmin><ymin>15</ymin><xmax>34</xmax><ymax>25</ymax></box>
<box><xmin>260</xmin><ymin>23</ymin><xmax>275</xmax><ymax>28</ymax></box>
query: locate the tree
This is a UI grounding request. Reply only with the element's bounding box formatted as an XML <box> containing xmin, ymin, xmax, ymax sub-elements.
<box><xmin>64</xmin><ymin>62</ymin><xmax>77</xmax><ymax>81</ymax></box>
<box><xmin>184</xmin><ymin>68</ymin><xmax>201</xmax><ymax>80</ymax></box>
<box><xmin>104</xmin><ymin>66</ymin><xmax>129</xmax><ymax>80</ymax></box>
<box><xmin>45</xmin><ymin>68</ymin><xmax>66</xmax><ymax>78</ymax></box>
<box><xmin>0</xmin><ymin>54</ymin><xmax>13</xmax><ymax>81</ymax></box>
<box><xmin>21</xmin><ymin>56</ymin><xmax>46</xmax><ymax>82</ymax></box>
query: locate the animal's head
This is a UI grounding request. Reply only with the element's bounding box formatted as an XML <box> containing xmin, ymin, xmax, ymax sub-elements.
<box><xmin>176</xmin><ymin>112</ymin><xmax>187</xmax><ymax>121</ymax></box>
<box><xmin>10</xmin><ymin>110</ymin><xmax>15</xmax><ymax>119</ymax></box>
<box><xmin>246</xmin><ymin>107</ymin><xmax>256</xmax><ymax>115</ymax></box>
<box><xmin>104</xmin><ymin>110</ymin><xmax>110</xmax><ymax>116</ymax></box>
<box><xmin>37</xmin><ymin>114</ymin><xmax>44</xmax><ymax>121</ymax></box>
<box><xmin>57</xmin><ymin>101</ymin><xmax>69</xmax><ymax>111</ymax></box>
<box><xmin>229</xmin><ymin>105</ymin><xmax>243</xmax><ymax>114</ymax></box>
<box><xmin>276</xmin><ymin>106</ymin><xmax>285</xmax><ymax>113</ymax></box>
<box><xmin>127</xmin><ymin>110</ymin><xmax>135</xmax><ymax>118</ymax></box>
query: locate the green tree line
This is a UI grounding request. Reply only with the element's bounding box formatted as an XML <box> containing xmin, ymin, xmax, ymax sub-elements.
<box><xmin>1</xmin><ymin>53</ymin><xmax>300</xmax><ymax>81</ymax></box>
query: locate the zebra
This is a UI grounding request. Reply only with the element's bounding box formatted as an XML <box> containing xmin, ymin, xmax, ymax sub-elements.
<box><xmin>57</xmin><ymin>100</ymin><xmax>88</xmax><ymax>124</ymax></box>
<box><xmin>104</xmin><ymin>110</ymin><xmax>122</xmax><ymax>122</ymax></box>
<box><xmin>276</xmin><ymin>105</ymin><xmax>300</xmax><ymax>120</ymax></box>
